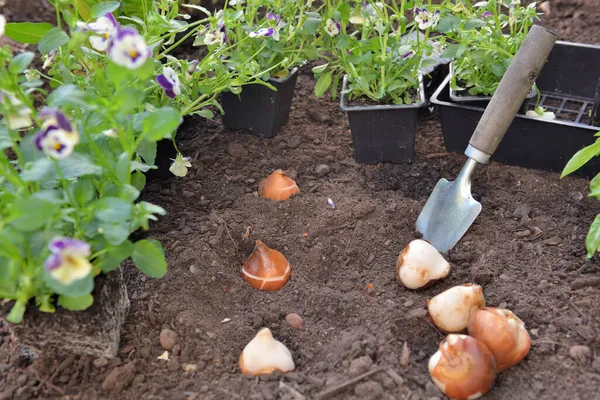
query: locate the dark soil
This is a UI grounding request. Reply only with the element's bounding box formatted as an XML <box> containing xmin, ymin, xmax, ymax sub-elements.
<box><xmin>2</xmin><ymin>0</ymin><xmax>600</xmax><ymax>399</ymax></box>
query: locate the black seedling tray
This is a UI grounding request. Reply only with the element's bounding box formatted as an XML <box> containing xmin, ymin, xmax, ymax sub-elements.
<box><xmin>431</xmin><ymin>41</ymin><xmax>600</xmax><ymax>178</ymax></box>
<box><xmin>341</xmin><ymin>75</ymin><xmax>426</xmax><ymax>164</ymax></box>
<box><xmin>221</xmin><ymin>68</ymin><xmax>299</xmax><ymax>138</ymax></box>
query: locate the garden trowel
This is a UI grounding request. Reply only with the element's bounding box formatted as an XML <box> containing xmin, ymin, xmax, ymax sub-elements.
<box><xmin>416</xmin><ymin>25</ymin><xmax>558</xmax><ymax>253</ymax></box>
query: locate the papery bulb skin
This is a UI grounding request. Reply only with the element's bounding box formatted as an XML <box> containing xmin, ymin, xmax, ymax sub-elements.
<box><xmin>427</xmin><ymin>284</ymin><xmax>485</xmax><ymax>333</ymax></box>
<box><xmin>468</xmin><ymin>307</ymin><xmax>531</xmax><ymax>372</ymax></box>
<box><xmin>428</xmin><ymin>334</ymin><xmax>496</xmax><ymax>400</ymax></box>
<box><xmin>242</xmin><ymin>240</ymin><xmax>291</xmax><ymax>291</ymax></box>
<box><xmin>258</xmin><ymin>169</ymin><xmax>299</xmax><ymax>201</ymax></box>
<box><xmin>397</xmin><ymin>239</ymin><xmax>451</xmax><ymax>289</ymax></box>
<box><xmin>239</xmin><ymin>328</ymin><xmax>295</xmax><ymax>376</ymax></box>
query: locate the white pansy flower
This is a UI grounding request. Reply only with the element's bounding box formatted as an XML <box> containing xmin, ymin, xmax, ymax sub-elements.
<box><xmin>169</xmin><ymin>153</ymin><xmax>192</xmax><ymax>177</ymax></box>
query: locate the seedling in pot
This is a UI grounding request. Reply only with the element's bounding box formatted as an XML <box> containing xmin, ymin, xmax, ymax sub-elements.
<box><xmin>313</xmin><ymin>1</ymin><xmax>443</xmax><ymax>163</ymax></box>
<box><xmin>440</xmin><ymin>0</ymin><xmax>542</xmax><ymax>98</ymax></box>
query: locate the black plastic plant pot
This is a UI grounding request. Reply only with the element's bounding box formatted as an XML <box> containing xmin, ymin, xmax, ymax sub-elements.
<box><xmin>340</xmin><ymin>75</ymin><xmax>426</xmax><ymax>164</ymax></box>
<box><xmin>221</xmin><ymin>67</ymin><xmax>299</xmax><ymax>138</ymax></box>
<box><xmin>448</xmin><ymin>63</ymin><xmax>537</xmax><ymax>114</ymax></box>
<box><xmin>431</xmin><ymin>41</ymin><xmax>600</xmax><ymax>178</ymax></box>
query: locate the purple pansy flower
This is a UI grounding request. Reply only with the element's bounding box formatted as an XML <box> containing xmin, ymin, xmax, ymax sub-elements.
<box><xmin>35</xmin><ymin>109</ymin><xmax>79</xmax><ymax>159</ymax></box>
<box><xmin>78</xmin><ymin>13</ymin><xmax>119</xmax><ymax>51</ymax></box>
<box><xmin>325</xmin><ymin>18</ymin><xmax>341</xmax><ymax>37</ymax></box>
<box><xmin>249</xmin><ymin>12</ymin><xmax>282</xmax><ymax>41</ymax></box>
<box><xmin>107</xmin><ymin>27</ymin><xmax>151</xmax><ymax>69</ymax></box>
<box><xmin>203</xmin><ymin>19</ymin><xmax>227</xmax><ymax>46</ymax></box>
<box><xmin>156</xmin><ymin>67</ymin><xmax>181</xmax><ymax>98</ymax></box>
<box><xmin>45</xmin><ymin>237</ymin><xmax>92</xmax><ymax>286</ymax></box>
<box><xmin>402</xmin><ymin>51</ymin><xmax>415</xmax><ymax>59</ymax></box>
<box><xmin>188</xmin><ymin>59</ymin><xmax>199</xmax><ymax>75</ymax></box>
<box><xmin>414</xmin><ymin>7</ymin><xmax>440</xmax><ymax>30</ymax></box>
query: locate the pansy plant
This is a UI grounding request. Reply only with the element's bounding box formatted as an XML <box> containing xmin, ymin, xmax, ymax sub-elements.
<box><xmin>313</xmin><ymin>0</ymin><xmax>442</xmax><ymax>104</ymax></box>
<box><xmin>438</xmin><ymin>0</ymin><xmax>541</xmax><ymax>96</ymax></box>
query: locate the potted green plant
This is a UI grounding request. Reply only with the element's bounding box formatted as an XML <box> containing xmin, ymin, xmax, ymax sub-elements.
<box><xmin>0</xmin><ymin>1</ymin><xmax>206</xmax><ymax>356</ymax></box>
<box><xmin>195</xmin><ymin>0</ymin><xmax>318</xmax><ymax>138</ymax></box>
<box><xmin>439</xmin><ymin>0</ymin><xmax>540</xmax><ymax>112</ymax></box>
<box><xmin>313</xmin><ymin>1</ymin><xmax>440</xmax><ymax>164</ymax></box>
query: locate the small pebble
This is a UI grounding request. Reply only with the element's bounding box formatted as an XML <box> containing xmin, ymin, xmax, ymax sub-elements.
<box><xmin>93</xmin><ymin>357</ymin><xmax>109</xmax><ymax>368</ymax></box>
<box><xmin>160</xmin><ymin>329</ymin><xmax>178</xmax><ymax>350</ymax></box>
<box><xmin>513</xmin><ymin>205</ymin><xmax>531</xmax><ymax>219</ymax></box>
<box><xmin>314</xmin><ymin>164</ymin><xmax>330</xmax><ymax>176</ymax></box>
<box><xmin>285</xmin><ymin>313</ymin><xmax>304</xmax><ymax>329</ymax></box>
<box><xmin>543</xmin><ymin>236</ymin><xmax>562</xmax><ymax>246</ymax></box>
<box><xmin>569</xmin><ymin>345</ymin><xmax>591</xmax><ymax>363</ymax></box>
<box><xmin>189</xmin><ymin>265</ymin><xmax>200</xmax><ymax>274</ymax></box>
<box><xmin>183</xmin><ymin>363</ymin><xmax>198</xmax><ymax>372</ymax></box>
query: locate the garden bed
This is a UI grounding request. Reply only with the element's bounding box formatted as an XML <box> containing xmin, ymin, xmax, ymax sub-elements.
<box><xmin>1</xmin><ymin>0</ymin><xmax>600</xmax><ymax>399</ymax></box>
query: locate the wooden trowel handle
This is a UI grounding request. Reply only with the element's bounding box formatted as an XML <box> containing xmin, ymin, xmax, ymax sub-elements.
<box><xmin>468</xmin><ymin>25</ymin><xmax>558</xmax><ymax>158</ymax></box>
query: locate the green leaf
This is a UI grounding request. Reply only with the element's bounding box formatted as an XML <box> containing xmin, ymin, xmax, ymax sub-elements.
<box><xmin>464</xmin><ymin>19</ymin><xmax>485</xmax><ymax>30</ymax></box>
<box><xmin>437</xmin><ymin>15</ymin><xmax>461</xmax><ymax>33</ymax></box>
<box><xmin>100</xmin><ymin>240</ymin><xmax>134</xmax><ymax>272</ymax></box>
<box><xmin>141</xmin><ymin>107</ymin><xmax>182</xmax><ymax>142</ymax></box>
<box><xmin>59</xmin><ymin>294</ymin><xmax>93</xmax><ymax>311</ymax></box>
<box><xmin>90</xmin><ymin>1</ymin><xmax>121</xmax><ymax>18</ymax></box>
<box><xmin>131</xmin><ymin>171</ymin><xmax>146</xmax><ymax>191</ymax></box>
<box><xmin>99</xmin><ymin>221</ymin><xmax>130</xmax><ymax>245</ymax></box>
<box><xmin>131</xmin><ymin>239</ymin><xmax>167</xmax><ymax>278</ymax></box>
<box><xmin>8</xmin><ymin>198</ymin><xmax>57</xmax><ymax>232</ymax></box>
<box><xmin>74</xmin><ymin>0</ymin><xmax>92</xmax><ymax>20</ymax></box>
<box><xmin>304</xmin><ymin>18</ymin><xmax>322</xmax><ymax>35</ymax></box>
<box><xmin>5</xmin><ymin>22</ymin><xmax>53</xmax><ymax>44</ymax></box>
<box><xmin>38</xmin><ymin>28</ymin><xmax>70</xmax><ymax>54</ymax></box>
<box><xmin>48</xmin><ymin>84</ymin><xmax>89</xmax><ymax>108</ymax></box>
<box><xmin>95</xmin><ymin>197</ymin><xmax>133</xmax><ymax>222</ymax></box>
<box><xmin>0</xmin><ymin>126</ymin><xmax>11</xmax><ymax>150</ymax></box>
<box><xmin>315</xmin><ymin>71</ymin><xmax>333</xmax><ymax>98</ymax></box>
<box><xmin>196</xmin><ymin>109</ymin><xmax>214</xmax><ymax>119</ymax></box>
<box><xmin>116</xmin><ymin>152</ymin><xmax>130</xmax><ymax>182</ymax></box>
<box><xmin>44</xmin><ymin>272</ymin><xmax>94</xmax><ymax>297</ymax></box>
<box><xmin>70</xmin><ymin>177</ymin><xmax>96</xmax><ymax>206</ymax></box>
<box><xmin>9</xmin><ymin>52</ymin><xmax>34</xmax><ymax>75</ymax></box>
<box><xmin>136</xmin><ymin>139</ymin><xmax>157</xmax><ymax>165</ymax></box>
<box><xmin>561</xmin><ymin>140</ymin><xmax>600</xmax><ymax>178</ymax></box>
<box><xmin>59</xmin><ymin>153</ymin><xmax>103</xmax><ymax>179</ymax></box>
<box><xmin>586</xmin><ymin>214</ymin><xmax>600</xmax><ymax>258</ymax></box>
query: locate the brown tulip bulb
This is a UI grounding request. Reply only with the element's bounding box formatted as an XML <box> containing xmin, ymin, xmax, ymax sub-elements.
<box><xmin>258</xmin><ymin>170</ymin><xmax>299</xmax><ymax>201</ymax></box>
<box><xmin>428</xmin><ymin>334</ymin><xmax>496</xmax><ymax>400</ymax></box>
<box><xmin>242</xmin><ymin>240</ymin><xmax>291</xmax><ymax>291</ymax></box>
<box><xmin>468</xmin><ymin>307</ymin><xmax>531</xmax><ymax>372</ymax></box>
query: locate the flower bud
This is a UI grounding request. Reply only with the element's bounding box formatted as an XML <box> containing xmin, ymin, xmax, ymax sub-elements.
<box><xmin>396</xmin><ymin>239</ymin><xmax>450</xmax><ymax>289</ymax></box>
<box><xmin>468</xmin><ymin>307</ymin><xmax>531</xmax><ymax>372</ymax></box>
<box><xmin>239</xmin><ymin>328</ymin><xmax>295</xmax><ymax>376</ymax></box>
<box><xmin>258</xmin><ymin>169</ymin><xmax>299</xmax><ymax>201</ymax></box>
<box><xmin>428</xmin><ymin>334</ymin><xmax>496</xmax><ymax>400</ymax></box>
<box><xmin>427</xmin><ymin>284</ymin><xmax>485</xmax><ymax>333</ymax></box>
<box><xmin>241</xmin><ymin>240</ymin><xmax>291</xmax><ymax>291</ymax></box>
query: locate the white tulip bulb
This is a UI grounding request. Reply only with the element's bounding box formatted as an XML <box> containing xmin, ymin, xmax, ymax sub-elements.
<box><xmin>427</xmin><ymin>284</ymin><xmax>485</xmax><ymax>333</ymax></box>
<box><xmin>239</xmin><ymin>328</ymin><xmax>295</xmax><ymax>376</ymax></box>
<box><xmin>396</xmin><ymin>240</ymin><xmax>451</xmax><ymax>289</ymax></box>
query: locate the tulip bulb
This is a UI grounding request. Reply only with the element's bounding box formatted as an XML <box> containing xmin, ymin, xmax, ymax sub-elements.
<box><xmin>428</xmin><ymin>334</ymin><xmax>496</xmax><ymax>400</ymax></box>
<box><xmin>239</xmin><ymin>328</ymin><xmax>295</xmax><ymax>376</ymax></box>
<box><xmin>427</xmin><ymin>284</ymin><xmax>485</xmax><ymax>333</ymax></box>
<box><xmin>396</xmin><ymin>239</ymin><xmax>451</xmax><ymax>289</ymax></box>
<box><xmin>468</xmin><ymin>307</ymin><xmax>531</xmax><ymax>372</ymax></box>
<box><xmin>258</xmin><ymin>170</ymin><xmax>299</xmax><ymax>201</ymax></box>
<box><xmin>242</xmin><ymin>240</ymin><xmax>291</xmax><ymax>291</ymax></box>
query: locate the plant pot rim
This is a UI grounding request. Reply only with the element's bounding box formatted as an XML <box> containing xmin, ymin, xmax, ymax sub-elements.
<box><xmin>268</xmin><ymin>61</ymin><xmax>306</xmax><ymax>84</ymax></box>
<box><xmin>448</xmin><ymin>62</ymin><xmax>537</xmax><ymax>102</ymax></box>
<box><xmin>431</xmin><ymin>74</ymin><xmax>594</xmax><ymax>128</ymax></box>
<box><xmin>339</xmin><ymin>74</ymin><xmax>426</xmax><ymax>112</ymax></box>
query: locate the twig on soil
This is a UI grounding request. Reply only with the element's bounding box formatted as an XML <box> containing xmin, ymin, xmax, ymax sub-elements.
<box><xmin>33</xmin><ymin>371</ymin><xmax>65</xmax><ymax>395</ymax></box>
<box><xmin>279</xmin><ymin>381</ymin><xmax>306</xmax><ymax>400</ymax></box>
<box><xmin>532</xmin><ymin>339</ymin><xmax>569</xmax><ymax>347</ymax></box>
<box><xmin>425</xmin><ymin>152</ymin><xmax>448</xmax><ymax>159</ymax></box>
<box><xmin>215</xmin><ymin>388</ymin><xmax>242</xmax><ymax>399</ymax></box>
<box><xmin>212</xmin><ymin>210</ymin><xmax>239</xmax><ymax>250</ymax></box>
<box><xmin>315</xmin><ymin>368</ymin><xmax>382</xmax><ymax>400</ymax></box>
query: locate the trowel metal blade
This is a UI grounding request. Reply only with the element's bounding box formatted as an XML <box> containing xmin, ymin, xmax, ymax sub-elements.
<box><xmin>415</xmin><ymin>177</ymin><xmax>482</xmax><ymax>253</ymax></box>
